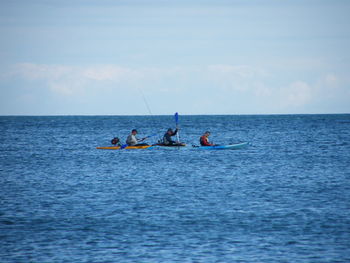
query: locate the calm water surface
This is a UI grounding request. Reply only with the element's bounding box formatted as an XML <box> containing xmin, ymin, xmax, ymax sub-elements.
<box><xmin>0</xmin><ymin>115</ymin><xmax>350</xmax><ymax>262</ymax></box>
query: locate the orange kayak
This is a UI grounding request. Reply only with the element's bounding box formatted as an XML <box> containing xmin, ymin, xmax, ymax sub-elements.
<box><xmin>96</xmin><ymin>145</ymin><xmax>153</xmax><ymax>150</ymax></box>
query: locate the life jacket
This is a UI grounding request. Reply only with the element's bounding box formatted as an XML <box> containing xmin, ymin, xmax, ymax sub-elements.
<box><xmin>200</xmin><ymin>135</ymin><xmax>209</xmax><ymax>146</ymax></box>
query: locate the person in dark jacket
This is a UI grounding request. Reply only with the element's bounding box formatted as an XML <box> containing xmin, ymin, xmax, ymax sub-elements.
<box><xmin>163</xmin><ymin>128</ymin><xmax>179</xmax><ymax>145</ymax></box>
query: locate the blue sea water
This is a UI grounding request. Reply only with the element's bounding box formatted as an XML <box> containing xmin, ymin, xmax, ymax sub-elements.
<box><xmin>0</xmin><ymin>114</ymin><xmax>350</xmax><ymax>263</ymax></box>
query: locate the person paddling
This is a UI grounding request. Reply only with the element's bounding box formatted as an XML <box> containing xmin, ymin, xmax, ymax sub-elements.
<box><xmin>200</xmin><ymin>131</ymin><xmax>215</xmax><ymax>146</ymax></box>
<box><xmin>126</xmin><ymin>129</ymin><xmax>148</xmax><ymax>146</ymax></box>
<box><xmin>163</xmin><ymin>128</ymin><xmax>179</xmax><ymax>146</ymax></box>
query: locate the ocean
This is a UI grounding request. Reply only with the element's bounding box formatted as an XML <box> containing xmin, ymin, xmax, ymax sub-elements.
<box><xmin>0</xmin><ymin>114</ymin><xmax>349</xmax><ymax>262</ymax></box>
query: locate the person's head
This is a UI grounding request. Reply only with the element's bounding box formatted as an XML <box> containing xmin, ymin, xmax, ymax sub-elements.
<box><xmin>167</xmin><ymin>128</ymin><xmax>173</xmax><ymax>134</ymax></box>
<box><xmin>131</xmin><ymin>129</ymin><xmax>137</xmax><ymax>135</ymax></box>
<box><xmin>204</xmin><ymin>131</ymin><xmax>210</xmax><ymax>137</ymax></box>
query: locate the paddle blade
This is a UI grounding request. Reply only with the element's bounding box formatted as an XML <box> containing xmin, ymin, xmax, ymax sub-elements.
<box><xmin>174</xmin><ymin>112</ymin><xmax>179</xmax><ymax>124</ymax></box>
<box><xmin>120</xmin><ymin>144</ymin><xmax>128</xmax><ymax>149</ymax></box>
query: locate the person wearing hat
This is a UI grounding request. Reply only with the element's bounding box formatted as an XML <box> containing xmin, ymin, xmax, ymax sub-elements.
<box><xmin>126</xmin><ymin>129</ymin><xmax>148</xmax><ymax>146</ymax></box>
<box><xmin>200</xmin><ymin>131</ymin><xmax>215</xmax><ymax>146</ymax></box>
<box><xmin>163</xmin><ymin>127</ymin><xmax>179</xmax><ymax>146</ymax></box>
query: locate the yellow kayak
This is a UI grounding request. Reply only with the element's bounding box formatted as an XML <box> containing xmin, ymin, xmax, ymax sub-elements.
<box><xmin>96</xmin><ymin>145</ymin><xmax>153</xmax><ymax>150</ymax></box>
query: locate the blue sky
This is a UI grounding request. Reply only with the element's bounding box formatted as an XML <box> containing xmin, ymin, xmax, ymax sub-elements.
<box><xmin>0</xmin><ymin>0</ymin><xmax>349</xmax><ymax>115</ymax></box>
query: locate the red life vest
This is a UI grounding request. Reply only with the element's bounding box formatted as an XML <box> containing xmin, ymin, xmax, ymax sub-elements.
<box><xmin>200</xmin><ymin>135</ymin><xmax>212</xmax><ymax>146</ymax></box>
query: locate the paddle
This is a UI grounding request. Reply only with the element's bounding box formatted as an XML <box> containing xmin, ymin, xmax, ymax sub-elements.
<box><xmin>174</xmin><ymin>112</ymin><xmax>180</xmax><ymax>142</ymax></box>
<box><xmin>120</xmin><ymin>133</ymin><xmax>157</xmax><ymax>149</ymax></box>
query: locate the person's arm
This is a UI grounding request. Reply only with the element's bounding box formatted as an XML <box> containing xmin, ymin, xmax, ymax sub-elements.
<box><xmin>137</xmin><ymin>136</ymin><xmax>145</xmax><ymax>142</ymax></box>
<box><xmin>203</xmin><ymin>140</ymin><xmax>211</xmax><ymax>146</ymax></box>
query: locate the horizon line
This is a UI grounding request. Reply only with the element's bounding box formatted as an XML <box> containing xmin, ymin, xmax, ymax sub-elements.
<box><xmin>1</xmin><ymin>113</ymin><xmax>349</xmax><ymax>117</ymax></box>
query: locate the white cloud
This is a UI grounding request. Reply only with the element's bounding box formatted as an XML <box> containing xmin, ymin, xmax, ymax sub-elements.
<box><xmin>253</xmin><ymin>82</ymin><xmax>272</xmax><ymax>97</ymax></box>
<box><xmin>82</xmin><ymin>66</ymin><xmax>133</xmax><ymax>81</ymax></box>
<box><xmin>23</xmin><ymin>64</ymin><xmax>76</xmax><ymax>80</ymax></box>
<box><xmin>205</xmin><ymin>64</ymin><xmax>268</xmax><ymax>93</ymax></box>
<box><xmin>207</xmin><ymin>64</ymin><xmax>267</xmax><ymax>79</ymax></box>
<box><xmin>4</xmin><ymin>63</ymin><xmax>349</xmax><ymax>114</ymax></box>
<box><xmin>283</xmin><ymin>81</ymin><xmax>312</xmax><ymax>107</ymax></box>
<box><xmin>10</xmin><ymin>63</ymin><xmax>138</xmax><ymax>96</ymax></box>
<box><xmin>8</xmin><ymin>63</ymin><xmax>199</xmax><ymax>96</ymax></box>
<box><xmin>323</xmin><ymin>73</ymin><xmax>340</xmax><ymax>89</ymax></box>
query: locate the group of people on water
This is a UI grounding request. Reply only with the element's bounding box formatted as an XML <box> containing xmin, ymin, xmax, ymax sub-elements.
<box><xmin>111</xmin><ymin>128</ymin><xmax>215</xmax><ymax>147</ymax></box>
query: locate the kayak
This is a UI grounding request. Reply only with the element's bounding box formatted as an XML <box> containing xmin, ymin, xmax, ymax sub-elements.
<box><xmin>96</xmin><ymin>145</ymin><xmax>153</xmax><ymax>150</ymax></box>
<box><xmin>96</xmin><ymin>142</ymin><xmax>248</xmax><ymax>150</ymax></box>
<box><xmin>154</xmin><ymin>143</ymin><xmax>186</xmax><ymax>147</ymax></box>
<box><xmin>193</xmin><ymin>142</ymin><xmax>249</xmax><ymax>150</ymax></box>
<box><xmin>96</xmin><ymin>143</ymin><xmax>186</xmax><ymax>150</ymax></box>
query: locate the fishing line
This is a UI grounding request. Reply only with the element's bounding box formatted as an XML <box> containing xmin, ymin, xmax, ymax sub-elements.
<box><xmin>137</xmin><ymin>87</ymin><xmax>163</xmax><ymax>143</ymax></box>
<box><xmin>138</xmin><ymin>87</ymin><xmax>153</xmax><ymax>116</ymax></box>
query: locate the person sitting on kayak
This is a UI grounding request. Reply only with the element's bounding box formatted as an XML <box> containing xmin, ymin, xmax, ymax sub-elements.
<box><xmin>163</xmin><ymin>128</ymin><xmax>179</xmax><ymax>145</ymax></box>
<box><xmin>200</xmin><ymin>131</ymin><xmax>215</xmax><ymax>146</ymax></box>
<box><xmin>111</xmin><ymin>137</ymin><xmax>121</xmax><ymax>146</ymax></box>
<box><xmin>126</xmin><ymin>129</ymin><xmax>148</xmax><ymax>146</ymax></box>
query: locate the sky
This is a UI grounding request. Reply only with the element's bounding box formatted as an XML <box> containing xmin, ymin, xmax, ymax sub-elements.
<box><xmin>0</xmin><ymin>0</ymin><xmax>349</xmax><ymax>115</ymax></box>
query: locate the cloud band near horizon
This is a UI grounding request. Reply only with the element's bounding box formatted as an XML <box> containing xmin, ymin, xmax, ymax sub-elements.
<box><xmin>1</xmin><ymin>62</ymin><xmax>348</xmax><ymax>115</ymax></box>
